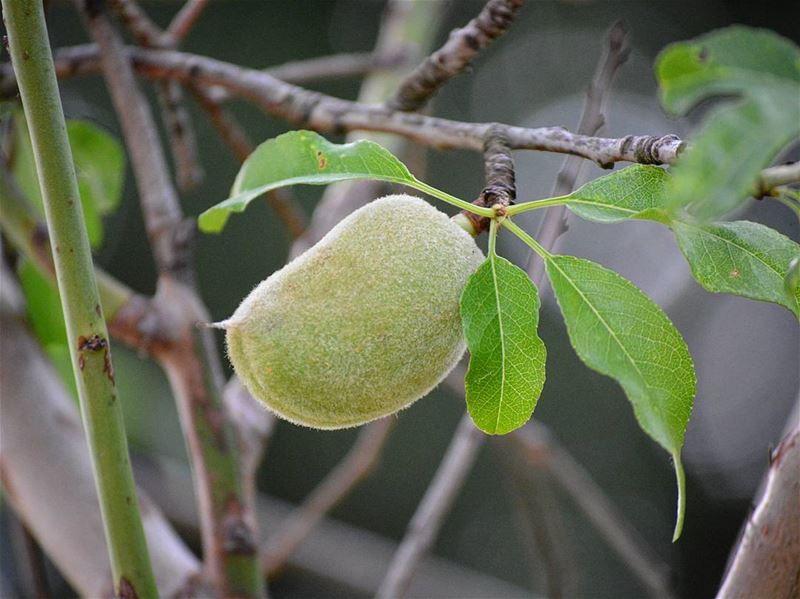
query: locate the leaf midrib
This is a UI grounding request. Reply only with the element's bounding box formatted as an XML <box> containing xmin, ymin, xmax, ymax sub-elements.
<box><xmin>548</xmin><ymin>258</ymin><xmax>650</xmax><ymax>397</ymax></box>
<box><xmin>490</xmin><ymin>252</ymin><xmax>506</xmax><ymax>434</ymax></box>
<box><xmin>567</xmin><ymin>198</ymin><xmax>639</xmax><ymax>215</ymax></box>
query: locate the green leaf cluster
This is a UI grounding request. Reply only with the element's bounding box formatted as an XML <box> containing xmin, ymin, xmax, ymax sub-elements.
<box><xmin>12</xmin><ymin>112</ymin><xmax>125</xmax><ymax>248</ymax></box>
<box><xmin>655</xmin><ymin>26</ymin><xmax>800</xmax><ymax>219</ymax></box>
<box><xmin>195</xmin><ymin>29</ymin><xmax>800</xmax><ymax>540</ymax></box>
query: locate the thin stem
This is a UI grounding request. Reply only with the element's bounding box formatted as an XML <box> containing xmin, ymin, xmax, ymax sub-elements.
<box><xmin>503</xmin><ymin>219</ymin><xmax>552</xmax><ymax>260</ymax></box>
<box><xmin>1</xmin><ymin>1</ymin><xmax>157</xmax><ymax>596</ymax></box>
<box><xmin>411</xmin><ymin>178</ymin><xmax>495</xmax><ymax>217</ymax></box>
<box><xmin>387</xmin><ymin>0</ymin><xmax>525</xmax><ymax>112</ymax></box>
<box><xmin>166</xmin><ymin>0</ymin><xmax>209</xmax><ymax>44</ymax></box>
<box><xmin>488</xmin><ymin>217</ymin><xmax>499</xmax><ymax>256</ymax></box>
<box><xmin>376</xmin><ymin>413</ymin><xmax>485</xmax><ymax>598</ymax></box>
<box><xmin>506</xmin><ymin>194</ymin><xmax>571</xmax><ymax>216</ymax></box>
<box><xmin>672</xmin><ymin>453</ymin><xmax>685</xmax><ymax>542</ymax></box>
<box><xmin>263</xmin><ymin>418</ymin><xmax>395</xmax><ymax>577</ymax></box>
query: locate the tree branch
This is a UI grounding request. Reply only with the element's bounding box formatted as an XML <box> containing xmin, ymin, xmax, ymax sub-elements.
<box><xmin>109</xmin><ymin>0</ymin><xmax>204</xmax><ymax>192</ymax></box>
<box><xmin>527</xmin><ymin>20</ymin><xmax>630</xmax><ymax>284</ymax></box>
<box><xmin>759</xmin><ymin>161</ymin><xmax>800</xmax><ymax>195</ymax></box>
<box><xmin>716</xmin><ymin>424</ymin><xmax>800</xmax><ymax>599</ymax></box>
<box><xmin>165</xmin><ymin>0</ymin><xmax>209</xmax><ymax>45</ymax></box>
<box><xmin>508</xmin><ymin>421</ymin><xmax>674</xmax><ymax>597</ymax></box>
<box><xmin>75</xmin><ymin>5</ymin><xmax>264</xmax><ymax>596</ymax></box>
<box><xmin>0</xmin><ymin>268</ymin><xmax>204</xmax><ymax>597</ymax></box>
<box><xmin>457</xmin><ymin>124</ymin><xmax>517</xmax><ymax>235</ymax></box>
<box><xmin>3</xmin><ymin>2</ymin><xmax>158</xmax><ymax>594</ymax></box>
<box><xmin>0</xmin><ymin>44</ymin><xmax>686</xmax><ymax>165</ymax></box>
<box><xmin>376</xmin><ymin>413</ymin><xmax>485</xmax><ymax>598</ymax></box>
<box><xmin>388</xmin><ymin>0</ymin><xmax>525</xmax><ymax>112</ymax></box>
<box><xmin>263</xmin><ymin>418</ymin><xmax>395</xmax><ymax>578</ymax></box>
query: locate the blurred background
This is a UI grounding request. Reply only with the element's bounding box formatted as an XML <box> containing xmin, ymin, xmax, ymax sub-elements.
<box><xmin>2</xmin><ymin>1</ymin><xmax>798</xmax><ymax>597</ymax></box>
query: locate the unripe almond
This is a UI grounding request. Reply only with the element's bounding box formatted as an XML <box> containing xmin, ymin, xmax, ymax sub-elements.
<box><xmin>222</xmin><ymin>194</ymin><xmax>484</xmax><ymax>429</ymax></box>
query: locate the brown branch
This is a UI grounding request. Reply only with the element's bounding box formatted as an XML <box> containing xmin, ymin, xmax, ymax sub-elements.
<box><xmin>459</xmin><ymin>124</ymin><xmax>517</xmax><ymax>235</ymax></box>
<box><xmin>223</xmin><ymin>377</ymin><xmax>276</xmax><ymax>520</ymax></box>
<box><xmin>388</xmin><ymin>0</ymin><xmax>525</xmax><ymax>112</ymax></box>
<box><xmin>108</xmin><ymin>0</ymin><xmax>163</xmax><ymax>47</ymax></box>
<box><xmin>376</xmin><ymin>413</ymin><xmax>485</xmax><ymax>598</ymax></box>
<box><xmin>155</xmin><ymin>79</ymin><xmax>204</xmax><ymax>191</ymax></box>
<box><xmin>0</xmin><ymin>44</ymin><xmax>685</xmax><ymax>165</ymax></box>
<box><xmin>137</xmin><ymin>454</ymin><xmax>532</xmax><ymax>597</ymax></box>
<box><xmin>188</xmin><ymin>85</ymin><xmax>308</xmax><ymax>239</ymax></box>
<box><xmin>109</xmin><ymin>0</ymin><xmax>204</xmax><ymax>193</ymax></box>
<box><xmin>263</xmin><ymin>418</ymin><xmax>395</xmax><ymax>578</ymax></box>
<box><xmin>0</xmin><ymin>265</ymin><xmax>203</xmax><ymax>597</ymax></box>
<box><xmin>495</xmin><ymin>438</ymin><xmax>573</xmax><ymax>597</ymax></box>
<box><xmin>716</xmin><ymin>424</ymin><xmax>800</xmax><ymax>599</ymax></box>
<box><xmin>77</xmin><ymin>8</ymin><xmax>187</xmax><ymax>281</ymax></box>
<box><xmin>508</xmin><ymin>422</ymin><xmax>674</xmax><ymax>597</ymax></box>
<box><xmin>527</xmin><ymin>20</ymin><xmax>630</xmax><ymax>284</ymax></box>
<box><xmin>75</xmin><ymin>5</ymin><xmax>263</xmax><ymax>596</ymax></box>
<box><xmin>165</xmin><ymin>0</ymin><xmax>209</xmax><ymax>44</ymax></box>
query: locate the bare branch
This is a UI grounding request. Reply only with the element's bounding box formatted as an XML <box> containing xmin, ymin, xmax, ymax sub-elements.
<box><xmin>155</xmin><ymin>80</ymin><xmax>204</xmax><ymax>191</ymax></box>
<box><xmin>0</xmin><ymin>267</ymin><xmax>203</xmax><ymax>598</ymax></box>
<box><xmin>458</xmin><ymin>124</ymin><xmax>517</xmax><ymax>235</ymax></box>
<box><xmin>136</xmin><ymin>454</ymin><xmax>532</xmax><ymax>598</ymax></box>
<box><xmin>388</xmin><ymin>0</ymin><xmax>525</xmax><ymax>112</ymax></box>
<box><xmin>716</xmin><ymin>424</ymin><xmax>800</xmax><ymax>599</ymax></box>
<box><xmin>509</xmin><ymin>423</ymin><xmax>674</xmax><ymax>597</ymax></box>
<box><xmin>188</xmin><ymin>85</ymin><xmax>308</xmax><ymax>238</ymax></box>
<box><xmin>527</xmin><ymin>20</ymin><xmax>630</xmax><ymax>284</ymax></box>
<box><xmin>268</xmin><ymin>50</ymin><xmax>409</xmax><ymax>86</ymax></box>
<box><xmin>376</xmin><ymin>413</ymin><xmax>485</xmax><ymax>598</ymax></box>
<box><xmin>165</xmin><ymin>0</ymin><xmax>209</xmax><ymax>44</ymax></box>
<box><xmin>77</xmin><ymin>8</ymin><xmax>187</xmax><ymax>281</ymax></box>
<box><xmin>109</xmin><ymin>0</ymin><xmax>204</xmax><ymax>192</ymax></box>
<box><xmin>0</xmin><ymin>45</ymin><xmax>685</xmax><ymax>166</ymax></box>
<box><xmin>108</xmin><ymin>0</ymin><xmax>163</xmax><ymax>47</ymax></box>
<box><xmin>263</xmin><ymin>418</ymin><xmax>395</xmax><ymax>578</ymax></box>
<box><xmin>75</xmin><ymin>6</ymin><xmax>263</xmax><ymax>595</ymax></box>
<box><xmin>223</xmin><ymin>377</ymin><xmax>276</xmax><ymax>519</ymax></box>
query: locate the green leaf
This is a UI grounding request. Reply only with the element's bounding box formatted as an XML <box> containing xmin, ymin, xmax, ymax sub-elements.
<box><xmin>672</xmin><ymin>220</ymin><xmax>800</xmax><ymax>318</ymax></box>
<box><xmin>67</xmin><ymin>120</ymin><xmax>125</xmax><ymax>214</ymax></box>
<box><xmin>200</xmin><ymin>130</ymin><xmax>414</xmax><ymax>233</ymax></box>
<box><xmin>668</xmin><ymin>96</ymin><xmax>799</xmax><ymax>220</ymax></box>
<box><xmin>655</xmin><ymin>27</ymin><xmax>800</xmax><ymax>220</ymax></box>
<box><xmin>17</xmin><ymin>259</ymin><xmax>67</xmax><ymax>347</ymax></box>
<box><xmin>199</xmin><ymin>130</ymin><xmax>486</xmax><ymax>233</ymax></box>
<box><xmin>657</xmin><ymin>26</ymin><xmax>800</xmax><ymax>114</ymax></box>
<box><xmin>545</xmin><ymin>255</ymin><xmax>695</xmax><ymax>539</ymax></box>
<box><xmin>12</xmin><ymin>112</ymin><xmax>125</xmax><ymax>247</ymax></box>
<box><xmin>564</xmin><ymin>165</ymin><xmax>672</xmax><ymax>224</ymax></box>
<box><xmin>460</xmin><ymin>253</ymin><xmax>546</xmax><ymax>435</ymax></box>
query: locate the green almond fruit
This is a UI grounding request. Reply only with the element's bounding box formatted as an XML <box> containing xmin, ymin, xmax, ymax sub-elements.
<box><xmin>222</xmin><ymin>194</ymin><xmax>484</xmax><ymax>429</ymax></box>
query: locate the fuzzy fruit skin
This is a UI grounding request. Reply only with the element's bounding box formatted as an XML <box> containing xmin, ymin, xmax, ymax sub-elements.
<box><xmin>225</xmin><ymin>194</ymin><xmax>484</xmax><ymax>429</ymax></box>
